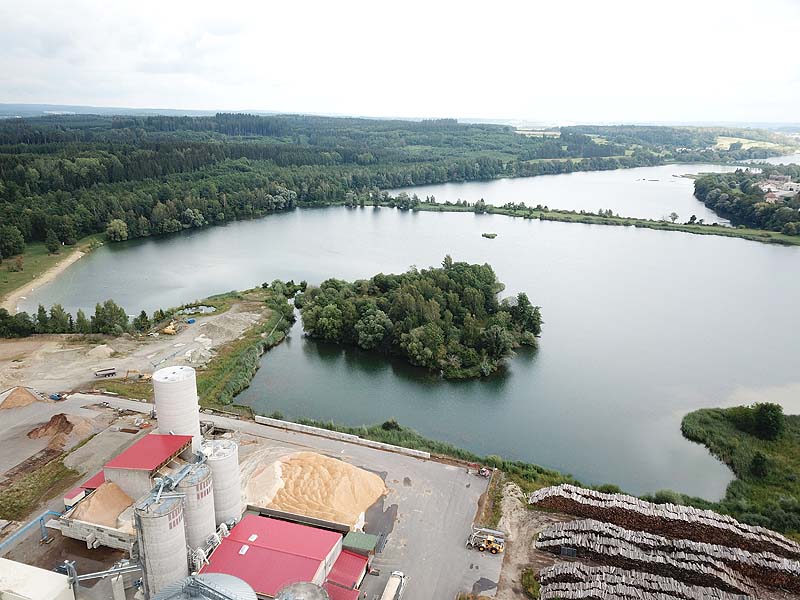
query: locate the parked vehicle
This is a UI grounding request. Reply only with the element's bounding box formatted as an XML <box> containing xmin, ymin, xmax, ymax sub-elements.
<box><xmin>380</xmin><ymin>571</ymin><xmax>406</xmax><ymax>600</ymax></box>
<box><xmin>94</xmin><ymin>367</ymin><xmax>117</xmax><ymax>378</ymax></box>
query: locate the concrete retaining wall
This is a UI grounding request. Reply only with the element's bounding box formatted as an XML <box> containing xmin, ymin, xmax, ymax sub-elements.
<box><xmin>253</xmin><ymin>416</ymin><xmax>431</xmax><ymax>459</ymax></box>
<box><xmin>55</xmin><ymin>517</ymin><xmax>135</xmax><ymax>551</ymax></box>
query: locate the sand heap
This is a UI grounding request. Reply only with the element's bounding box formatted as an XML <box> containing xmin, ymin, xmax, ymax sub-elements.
<box><xmin>0</xmin><ymin>386</ymin><xmax>42</xmax><ymax>409</ymax></box>
<box><xmin>87</xmin><ymin>344</ymin><xmax>114</xmax><ymax>359</ymax></box>
<box><xmin>69</xmin><ymin>482</ymin><xmax>134</xmax><ymax>528</ymax></box>
<box><xmin>27</xmin><ymin>413</ymin><xmax>95</xmax><ymax>449</ymax></box>
<box><xmin>243</xmin><ymin>451</ymin><xmax>387</xmax><ymax>528</ymax></box>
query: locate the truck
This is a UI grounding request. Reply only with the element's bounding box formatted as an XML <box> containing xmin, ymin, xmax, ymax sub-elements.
<box><xmin>94</xmin><ymin>367</ymin><xmax>117</xmax><ymax>378</ymax></box>
<box><xmin>466</xmin><ymin>526</ymin><xmax>505</xmax><ymax>554</ymax></box>
<box><xmin>380</xmin><ymin>571</ymin><xmax>406</xmax><ymax>600</ymax></box>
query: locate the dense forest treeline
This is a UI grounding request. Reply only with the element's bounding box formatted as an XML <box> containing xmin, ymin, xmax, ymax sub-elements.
<box><xmin>694</xmin><ymin>166</ymin><xmax>800</xmax><ymax>234</ymax></box>
<box><xmin>296</xmin><ymin>258</ymin><xmax>541</xmax><ymax>378</ymax></box>
<box><xmin>0</xmin><ymin>113</ymin><xmax>795</xmax><ymax>256</ymax></box>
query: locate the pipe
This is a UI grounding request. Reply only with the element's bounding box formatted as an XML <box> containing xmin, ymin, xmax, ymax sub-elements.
<box><xmin>0</xmin><ymin>510</ymin><xmax>62</xmax><ymax>554</ymax></box>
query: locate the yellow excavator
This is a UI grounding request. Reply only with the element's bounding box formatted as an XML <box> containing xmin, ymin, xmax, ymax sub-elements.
<box><xmin>124</xmin><ymin>370</ymin><xmax>152</xmax><ymax>382</ymax></box>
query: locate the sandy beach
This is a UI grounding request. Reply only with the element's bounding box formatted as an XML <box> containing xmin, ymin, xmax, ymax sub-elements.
<box><xmin>1</xmin><ymin>249</ymin><xmax>85</xmax><ymax>313</ymax></box>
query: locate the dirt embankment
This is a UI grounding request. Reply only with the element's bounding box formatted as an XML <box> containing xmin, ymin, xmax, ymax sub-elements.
<box><xmin>494</xmin><ymin>483</ymin><xmax>574</xmax><ymax>600</ymax></box>
<box><xmin>27</xmin><ymin>413</ymin><xmax>96</xmax><ymax>450</ymax></box>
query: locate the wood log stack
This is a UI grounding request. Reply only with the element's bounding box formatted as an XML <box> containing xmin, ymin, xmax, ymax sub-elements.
<box><xmin>529</xmin><ymin>484</ymin><xmax>800</xmax><ymax>559</ymax></box>
<box><xmin>535</xmin><ymin>523</ymin><xmax>757</xmax><ymax>595</ymax></box>
<box><xmin>542</xmin><ymin>519</ymin><xmax>800</xmax><ymax>591</ymax></box>
<box><xmin>539</xmin><ymin>563</ymin><xmax>750</xmax><ymax>600</ymax></box>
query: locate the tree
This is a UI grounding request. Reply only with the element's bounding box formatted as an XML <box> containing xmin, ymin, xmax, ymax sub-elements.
<box><xmin>355</xmin><ymin>308</ymin><xmax>393</xmax><ymax>350</ymax></box>
<box><xmin>45</xmin><ymin>229</ymin><xmax>61</xmax><ymax>254</ymax></box>
<box><xmin>669</xmin><ymin>212</ymin><xmax>679</xmax><ymax>223</ymax></box>
<box><xmin>132</xmin><ymin>310</ymin><xmax>150</xmax><ymax>332</ymax></box>
<box><xmin>91</xmin><ymin>299</ymin><xmax>129</xmax><ymax>334</ymax></box>
<box><xmin>48</xmin><ymin>304</ymin><xmax>71</xmax><ymax>333</ymax></box>
<box><xmin>481</xmin><ymin>324</ymin><xmax>514</xmax><ymax>360</ymax></box>
<box><xmin>105</xmin><ymin>219</ymin><xmax>129</xmax><ymax>242</ymax></box>
<box><xmin>750</xmin><ymin>452</ymin><xmax>768</xmax><ymax>478</ymax></box>
<box><xmin>75</xmin><ymin>309</ymin><xmax>91</xmax><ymax>334</ymax></box>
<box><xmin>753</xmin><ymin>402</ymin><xmax>785</xmax><ymax>440</ymax></box>
<box><xmin>0</xmin><ymin>225</ymin><xmax>25</xmax><ymax>258</ymax></box>
<box><xmin>35</xmin><ymin>304</ymin><xmax>49</xmax><ymax>333</ymax></box>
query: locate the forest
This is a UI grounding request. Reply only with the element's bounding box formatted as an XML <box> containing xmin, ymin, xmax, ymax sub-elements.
<box><xmin>295</xmin><ymin>257</ymin><xmax>542</xmax><ymax>379</ymax></box>
<box><xmin>0</xmin><ymin>112</ymin><xmax>791</xmax><ymax>256</ymax></box>
<box><xmin>693</xmin><ymin>166</ymin><xmax>800</xmax><ymax>234</ymax></box>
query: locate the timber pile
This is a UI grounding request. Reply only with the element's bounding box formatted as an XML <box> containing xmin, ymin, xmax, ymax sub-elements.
<box><xmin>539</xmin><ymin>563</ymin><xmax>750</xmax><ymax>600</ymax></box>
<box><xmin>536</xmin><ymin>524</ymin><xmax>756</xmax><ymax>595</ymax></box>
<box><xmin>529</xmin><ymin>484</ymin><xmax>800</xmax><ymax>559</ymax></box>
<box><xmin>546</xmin><ymin>519</ymin><xmax>800</xmax><ymax>591</ymax></box>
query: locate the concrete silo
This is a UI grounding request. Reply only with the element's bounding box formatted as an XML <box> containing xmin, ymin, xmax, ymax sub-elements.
<box><xmin>153</xmin><ymin>366</ymin><xmax>202</xmax><ymax>454</ymax></box>
<box><xmin>153</xmin><ymin>573</ymin><xmax>257</xmax><ymax>600</ymax></box>
<box><xmin>201</xmin><ymin>439</ymin><xmax>242</xmax><ymax>525</ymax></box>
<box><xmin>136</xmin><ymin>496</ymin><xmax>189</xmax><ymax>597</ymax></box>
<box><xmin>176</xmin><ymin>463</ymin><xmax>216</xmax><ymax>549</ymax></box>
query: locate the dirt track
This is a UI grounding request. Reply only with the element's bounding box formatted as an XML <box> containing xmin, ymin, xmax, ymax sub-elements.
<box><xmin>0</xmin><ymin>303</ymin><xmax>265</xmax><ymax>395</ymax></box>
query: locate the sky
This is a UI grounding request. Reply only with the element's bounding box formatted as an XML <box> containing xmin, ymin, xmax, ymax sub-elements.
<box><xmin>1</xmin><ymin>0</ymin><xmax>799</xmax><ymax>123</ymax></box>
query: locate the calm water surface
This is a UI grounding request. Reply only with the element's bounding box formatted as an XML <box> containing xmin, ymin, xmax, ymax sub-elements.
<box><xmin>388</xmin><ymin>163</ymin><xmax>741</xmax><ymax>222</ymax></box>
<box><xmin>21</xmin><ymin>171</ymin><xmax>800</xmax><ymax>499</ymax></box>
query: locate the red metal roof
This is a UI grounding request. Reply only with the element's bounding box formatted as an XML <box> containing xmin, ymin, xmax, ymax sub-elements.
<box><xmin>64</xmin><ymin>487</ymin><xmax>85</xmax><ymax>501</ymax></box>
<box><xmin>326</xmin><ymin>550</ymin><xmax>368</xmax><ymax>589</ymax></box>
<box><xmin>323</xmin><ymin>582</ymin><xmax>360</xmax><ymax>600</ymax></box>
<box><xmin>201</xmin><ymin>539</ymin><xmax>322</xmax><ymax>597</ymax></box>
<box><xmin>80</xmin><ymin>471</ymin><xmax>105</xmax><ymax>490</ymax></box>
<box><xmin>227</xmin><ymin>515</ymin><xmax>341</xmax><ymax>560</ymax></box>
<box><xmin>104</xmin><ymin>434</ymin><xmax>192</xmax><ymax>471</ymax></box>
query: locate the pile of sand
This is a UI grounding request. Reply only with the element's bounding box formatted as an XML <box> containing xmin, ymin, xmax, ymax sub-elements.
<box><xmin>27</xmin><ymin>413</ymin><xmax>95</xmax><ymax>449</ymax></box>
<box><xmin>87</xmin><ymin>344</ymin><xmax>114</xmax><ymax>359</ymax></box>
<box><xmin>243</xmin><ymin>451</ymin><xmax>387</xmax><ymax>528</ymax></box>
<box><xmin>70</xmin><ymin>482</ymin><xmax>133</xmax><ymax>528</ymax></box>
<box><xmin>0</xmin><ymin>387</ymin><xmax>41</xmax><ymax>409</ymax></box>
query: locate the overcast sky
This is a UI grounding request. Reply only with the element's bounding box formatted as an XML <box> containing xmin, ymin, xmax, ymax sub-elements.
<box><xmin>1</xmin><ymin>0</ymin><xmax>798</xmax><ymax>123</ymax></box>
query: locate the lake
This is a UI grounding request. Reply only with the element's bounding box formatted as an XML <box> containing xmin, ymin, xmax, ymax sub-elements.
<box><xmin>388</xmin><ymin>163</ymin><xmax>743</xmax><ymax>222</ymax></box>
<box><xmin>20</xmin><ymin>167</ymin><xmax>800</xmax><ymax>499</ymax></box>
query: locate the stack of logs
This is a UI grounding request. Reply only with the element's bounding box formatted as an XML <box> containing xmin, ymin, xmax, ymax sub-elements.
<box><xmin>538</xmin><ymin>563</ymin><xmax>750</xmax><ymax>600</ymax></box>
<box><xmin>529</xmin><ymin>484</ymin><xmax>800</xmax><ymax>559</ymax></box>
<box><xmin>536</xmin><ymin>522</ymin><xmax>757</xmax><ymax>595</ymax></box>
<box><xmin>541</xmin><ymin>519</ymin><xmax>800</xmax><ymax>591</ymax></box>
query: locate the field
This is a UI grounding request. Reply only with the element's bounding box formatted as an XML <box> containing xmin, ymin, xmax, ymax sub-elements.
<box><xmin>714</xmin><ymin>135</ymin><xmax>796</xmax><ymax>153</ymax></box>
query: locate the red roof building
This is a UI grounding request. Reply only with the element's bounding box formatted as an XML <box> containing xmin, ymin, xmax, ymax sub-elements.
<box><xmin>104</xmin><ymin>434</ymin><xmax>192</xmax><ymax>499</ymax></box>
<box><xmin>201</xmin><ymin>515</ymin><xmax>344</xmax><ymax>598</ymax></box>
<box><xmin>323</xmin><ymin>583</ymin><xmax>360</xmax><ymax>600</ymax></box>
<box><xmin>80</xmin><ymin>471</ymin><xmax>105</xmax><ymax>491</ymax></box>
<box><xmin>326</xmin><ymin>550</ymin><xmax>368</xmax><ymax>589</ymax></box>
<box><xmin>104</xmin><ymin>434</ymin><xmax>192</xmax><ymax>471</ymax></box>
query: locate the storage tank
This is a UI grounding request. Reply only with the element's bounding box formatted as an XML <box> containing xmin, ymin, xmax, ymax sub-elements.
<box><xmin>177</xmin><ymin>463</ymin><xmax>216</xmax><ymax>549</ymax></box>
<box><xmin>275</xmin><ymin>583</ymin><xmax>330</xmax><ymax>600</ymax></box>
<box><xmin>136</xmin><ymin>496</ymin><xmax>189</xmax><ymax>596</ymax></box>
<box><xmin>153</xmin><ymin>573</ymin><xmax>257</xmax><ymax>600</ymax></box>
<box><xmin>201</xmin><ymin>440</ymin><xmax>242</xmax><ymax>525</ymax></box>
<box><xmin>153</xmin><ymin>366</ymin><xmax>202</xmax><ymax>453</ymax></box>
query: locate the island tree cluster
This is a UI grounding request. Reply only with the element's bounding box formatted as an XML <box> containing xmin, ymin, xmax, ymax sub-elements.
<box><xmin>296</xmin><ymin>257</ymin><xmax>542</xmax><ymax>378</ymax></box>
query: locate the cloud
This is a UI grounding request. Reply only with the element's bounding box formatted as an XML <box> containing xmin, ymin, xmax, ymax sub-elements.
<box><xmin>0</xmin><ymin>0</ymin><xmax>798</xmax><ymax>122</ymax></box>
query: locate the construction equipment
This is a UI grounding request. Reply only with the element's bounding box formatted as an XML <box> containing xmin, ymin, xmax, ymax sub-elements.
<box><xmin>466</xmin><ymin>526</ymin><xmax>506</xmax><ymax>554</ymax></box>
<box><xmin>161</xmin><ymin>324</ymin><xmax>177</xmax><ymax>335</ymax></box>
<box><xmin>94</xmin><ymin>367</ymin><xmax>117</xmax><ymax>378</ymax></box>
<box><xmin>124</xmin><ymin>370</ymin><xmax>152</xmax><ymax>382</ymax></box>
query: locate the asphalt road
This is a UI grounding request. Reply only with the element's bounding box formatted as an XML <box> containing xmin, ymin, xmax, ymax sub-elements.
<box><xmin>75</xmin><ymin>394</ymin><xmax>503</xmax><ymax>599</ymax></box>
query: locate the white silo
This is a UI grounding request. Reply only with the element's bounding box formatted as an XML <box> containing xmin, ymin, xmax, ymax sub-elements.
<box><xmin>201</xmin><ymin>440</ymin><xmax>243</xmax><ymax>525</ymax></box>
<box><xmin>177</xmin><ymin>463</ymin><xmax>216</xmax><ymax>549</ymax></box>
<box><xmin>136</xmin><ymin>496</ymin><xmax>189</xmax><ymax>597</ymax></box>
<box><xmin>275</xmin><ymin>583</ymin><xmax>330</xmax><ymax>600</ymax></box>
<box><xmin>154</xmin><ymin>573</ymin><xmax>257</xmax><ymax>600</ymax></box>
<box><xmin>153</xmin><ymin>366</ymin><xmax>202</xmax><ymax>453</ymax></box>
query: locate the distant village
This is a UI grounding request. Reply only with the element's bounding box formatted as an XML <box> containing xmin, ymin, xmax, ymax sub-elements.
<box><xmin>758</xmin><ymin>174</ymin><xmax>800</xmax><ymax>204</ymax></box>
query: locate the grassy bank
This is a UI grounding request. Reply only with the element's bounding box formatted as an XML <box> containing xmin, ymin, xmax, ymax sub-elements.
<box><xmin>0</xmin><ymin>456</ymin><xmax>79</xmax><ymax>521</ymax></box>
<box><xmin>679</xmin><ymin>407</ymin><xmax>800</xmax><ymax>538</ymax></box>
<box><xmin>0</xmin><ymin>234</ymin><xmax>103</xmax><ymax>305</ymax></box>
<box><xmin>293</xmin><ymin>418</ymin><xmax>580</xmax><ymax>493</ymax></box>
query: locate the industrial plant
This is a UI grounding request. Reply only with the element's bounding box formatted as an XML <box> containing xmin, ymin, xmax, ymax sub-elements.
<box><xmin>0</xmin><ymin>366</ymin><xmax>392</xmax><ymax>600</ymax></box>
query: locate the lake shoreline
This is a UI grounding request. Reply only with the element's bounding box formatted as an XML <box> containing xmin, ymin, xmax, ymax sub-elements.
<box><xmin>1</xmin><ymin>246</ymin><xmax>88</xmax><ymax>314</ymax></box>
